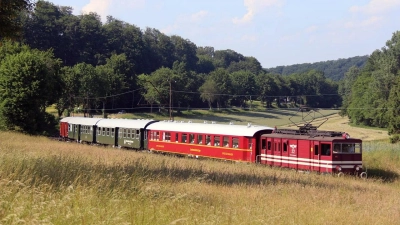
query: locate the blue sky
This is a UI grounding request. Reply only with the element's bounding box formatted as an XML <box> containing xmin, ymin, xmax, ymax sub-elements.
<box><xmin>47</xmin><ymin>0</ymin><xmax>400</xmax><ymax>68</ymax></box>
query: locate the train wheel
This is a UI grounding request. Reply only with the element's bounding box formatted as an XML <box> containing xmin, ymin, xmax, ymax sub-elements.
<box><xmin>360</xmin><ymin>172</ymin><xmax>367</xmax><ymax>179</ymax></box>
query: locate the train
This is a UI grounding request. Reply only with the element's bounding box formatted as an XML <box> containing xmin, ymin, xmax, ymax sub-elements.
<box><xmin>59</xmin><ymin>116</ymin><xmax>366</xmax><ymax>177</ymax></box>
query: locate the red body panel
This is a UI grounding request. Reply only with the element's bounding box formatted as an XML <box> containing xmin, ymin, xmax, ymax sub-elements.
<box><xmin>147</xmin><ymin>130</ymin><xmax>256</xmax><ymax>162</ymax></box>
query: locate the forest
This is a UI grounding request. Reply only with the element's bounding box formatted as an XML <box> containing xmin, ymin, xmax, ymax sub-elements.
<box><xmin>265</xmin><ymin>55</ymin><xmax>368</xmax><ymax>81</ymax></box>
<box><xmin>0</xmin><ymin>0</ymin><xmax>400</xmax><ymax>142</ymax></box>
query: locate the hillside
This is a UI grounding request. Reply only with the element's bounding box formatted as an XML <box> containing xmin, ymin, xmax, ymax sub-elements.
<box><xmin>265</xmin><ymin>55</ymin><xmax>368</xmax><ymax>81</ymax></box>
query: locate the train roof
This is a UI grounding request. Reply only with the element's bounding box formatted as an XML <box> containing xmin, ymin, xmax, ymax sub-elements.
<box><xmin>96</xmin><ymin>118</ymin><xmax>156</xmax><ymax>128</ymax></box>
<box><xmin>60</xmin><ymin>117</ymin><xmax>104</xmax><ymax>126</ymax></box>
<box><xmin>262</xmin><ymin>132</ymin><xmax>362</xmax><ymax>142</ymax></box>
<box><xmin>146</xmin><ymin>121</ymin><xmax>274</xmax><ymax>137</ymax></box>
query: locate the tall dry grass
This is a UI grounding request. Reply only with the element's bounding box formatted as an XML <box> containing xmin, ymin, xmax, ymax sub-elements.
<box><xmin>1</xmin><ymin>132</ymin><xmax>400</xmax><ymax>224</ymax></box>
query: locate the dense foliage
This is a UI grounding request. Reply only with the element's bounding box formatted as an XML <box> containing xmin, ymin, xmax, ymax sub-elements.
<box><xmin>340</xmin><ymin>31</ymin><xmax>400</xmax><ymax>141</ymax></box>
<box><xmin>0</xmin><ymin>0</ymin><xmax>373</xmax><ymax>135</ymax></box>
<box><xmin>0</xmin><ymin>0</ymin><xmax>32</xmax><ymax>39</ymax></box>
<box><xmin>0</xmin><ymin>41</ymin><xmax>62</xmax><ymax>134</ymax></box>
<box><xmin>266</xmin><ymin>56</ymin><xmax>368</xmax><ymax>81</ymax></box>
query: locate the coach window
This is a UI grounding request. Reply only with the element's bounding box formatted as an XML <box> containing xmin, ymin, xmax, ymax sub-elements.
<box><xmin>283</xmin><ymin>142</ymin><xmax>287</xmax><ymax>152</ymax></box>
<box><xmin>165</xmin><ymin>132</ymin><xmax>171</xmax><ymax>142</ymax></box>
<box><xmin>182</xmin><ymin>134</ymin><xmax>187</xmax><ymax>143</ymax></box>
<box><xmin>102</xmin><ymin>127</ymin><xmax>106</xmax><ymax>136</ymax></box>
<box><xmin>232</xmin><ymin>138</ymin><xmax>239</xmax><ymax>148</ymax></box>
<box><xmin>321</xmin><ymin>144</ymin><xmax>331</xmax><ymax>156</ymax></box>
<box><xmin>214</xmin><ymin>136</ymin><xmax>220</xmax><ymax>147</ymax></box>
<box><xmin>97</xmin><ymin>127</ymin><xmax>101</xmax><ymax>135</ymax></box>
<box><xmin>156</xmin><ymin>131</ymin><xmax>160</xmax><ymax>140</ymax></box>
<box><xmin>267</xmin><ymin>141</ymin><xmax>271</xmax><ymax>150</ymax></box>
<box><xmin>197</xmin><ymin>134</ymin><xmax>203</xmax><ymax>144</ymax></box>
<box><xmin>111</xmin><ymin>128</ymin><xmax>115</xmax><ymax>137</ymax></box>
<box><xmin>206</xmin><ymin>135</ymin><xmax>211</xmax><ymax>146</ymax></box>
<box><xmin>248</xmin><ymin>138</ymin><xmax>253</xmax><ymax>150</ymax></box>
<box><xmin>262</xmin><ymin>139</ymin><xmax>266</xmax><ymax>150</ymax></box>
<box><xmin>189</xmin><ymin>134</ymin><xmax>195</xmax><ymax>143</ymax></box>
<box><xmin>223</xmin><ymin>136</ymin><xmax>229</xmax><ymax>147</ymax></box>
<box><xmin>136</xmin><ymin>130</ymin><xmax>140</xmax><ymax>139</ymax></box>
<box><xmin>106</xmin><ymin>128</ymin><xmax>110</xmax><ymax>136</ymax></box>
<box><xmin>150</xmin><ymin>131</ymin><xmax>154</xmax><ymax>140</ymax></box>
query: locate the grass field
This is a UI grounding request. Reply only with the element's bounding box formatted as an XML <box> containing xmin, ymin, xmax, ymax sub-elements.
<box><xmin>15</xmin><ymin>107</ymin><xmax>393</xmax><ymax>224</ymax></box>
<box><xmin>0</xmin><ymin>132</ymin><xmax>399</xmax><ymax>224</ymax></box>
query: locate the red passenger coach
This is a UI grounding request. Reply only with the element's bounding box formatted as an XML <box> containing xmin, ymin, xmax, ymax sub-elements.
<box><xmin>146</xmin><ymin>121</ymin><xmax>274</xmax><ymax>162</ymax></box>
<box><xmin>259</xmin><ymin>127</ymin><xmax>365</xmax><ymax>176</ymax></box>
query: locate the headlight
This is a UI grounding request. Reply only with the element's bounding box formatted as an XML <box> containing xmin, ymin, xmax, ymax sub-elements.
<box><xmin>355</xmin><ymin>166</ymin><xmax>360</xmax><ymax>171</ymax></box>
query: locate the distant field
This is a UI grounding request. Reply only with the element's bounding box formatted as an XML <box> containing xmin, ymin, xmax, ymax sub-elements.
<box><xmin>110</xmin><ymin>108</ymin><xmax>388</xmax><ymax>141</ymax></box>
<box><xmin>112</xmin><ymin>108</ymin><xmax>340</xmax><ymax>126</ymax></box>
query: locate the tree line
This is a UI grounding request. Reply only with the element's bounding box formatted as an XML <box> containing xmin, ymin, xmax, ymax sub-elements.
<box><xmin>266</xmin><ymin>55</ymin><xmax>368</xmax><ymax>81</ymax></box>
<box><xmin>0</xmin><ymin>0</ymin><xmax>362</xmax><ymax>135</ymax></box>
<box><xmin>339</xmin><ymin>31</ymin><xmax>400</xmax><ymax>142</ymax></box>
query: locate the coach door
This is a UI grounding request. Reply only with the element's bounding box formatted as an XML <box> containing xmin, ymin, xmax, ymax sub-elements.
<box><xmin>274</xmin><ymin>139</ymin><xmax>282</xmax><ymax>167</ymax></box>
<box><xmin>312</xmin><ymin>141</ymin><xmax>321</xmax><ymax>173</ymax></box>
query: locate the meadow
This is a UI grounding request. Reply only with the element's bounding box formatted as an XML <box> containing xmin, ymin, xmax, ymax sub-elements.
<box><xmin>1</xmin><ymin>110</ymin><xmax>399</xmax><ymax>224</ymax></box>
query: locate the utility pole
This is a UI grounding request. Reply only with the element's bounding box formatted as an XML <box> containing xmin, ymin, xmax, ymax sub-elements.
<box><xmin>169</xmin><ymin>80</ymin><xmax>172</xmax><ymax>121</ymax></box>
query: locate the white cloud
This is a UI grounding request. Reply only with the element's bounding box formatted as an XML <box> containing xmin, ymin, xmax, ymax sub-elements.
<box><xmin>305</xmin><ymin>25</ymin><xmax>318</xmax><ymax>33</ymax></box>
<box><xmin>82</xmin><ymin>0</ymin><xmax>112</xmax><ymax>19</ymax></box>
<box><xmin>233</xmin><ymin>0</ymin><xmax>284</xmax><ymax>25</ymax></box>
<box><xmin>350</xmin><ymin>0</ymin><xmax>400</xmax><ymax>14</ymax></box>
<box><xmin>191</xmin><ymin>10</ymin><xmax>209</xmax><ymax>22</ymax></box>
<box><xmin>345</xmin><ymin>16</ymin><xmax>383</xmax><ymax>29</ymax></box>
<box><xmin>241</xmin><ymin>34</ymin><xmax>258</xmax><ymax>42</ymax></box>
<box><xmin>161</xmin><ymin>11</ymin><xmax>210</xmax><ymax>34</ymax></box>
<box><xmin>81</xmin><ymin>0</ymin><xmax>145</xmax><ymax>21</ymax></box>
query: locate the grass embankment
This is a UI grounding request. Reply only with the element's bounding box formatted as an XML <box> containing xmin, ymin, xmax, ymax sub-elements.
<box><xmin>1</xmin><ymin>132</ymin><xmax>400</xmax><ymax>224</ymax></box>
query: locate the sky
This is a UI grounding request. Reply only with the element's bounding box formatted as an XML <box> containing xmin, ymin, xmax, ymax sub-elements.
<box><xmin>46</xmin><ymin>0</ymin><xmax>400</xmax><ymax>68</ymax></box>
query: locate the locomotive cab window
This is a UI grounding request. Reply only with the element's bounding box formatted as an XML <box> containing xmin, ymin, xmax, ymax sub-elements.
<box><xmin>314</xmin><ymin>145</ymin><xmax>319</xmax><ymax>155</ymax></box>
<box><xmin>321</xmin><ymin>144</ymin><xmax>331</xmax><ymax>156</ymax></box>
<box><xmin>283</xmin><ymin>142</ymin><xmax>287</xmax><ymax>152</ymax></box>
<box><xmin>261</xmin><ymin>139</ymin><xmax>266</xmax><ymax>150</ymax></box>
<box><xmin>333</xmin><ymin>143</ymin><xmax>361</xmax><ymax>154</ymax></box>
<box><xmin>267</xmin><ymin>141</ymin><xmax>271</xmax><ymax>150</ymax></box>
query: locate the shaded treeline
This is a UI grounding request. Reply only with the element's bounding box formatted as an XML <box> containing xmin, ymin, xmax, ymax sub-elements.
<box><xmin>339</xmin><ymin>31</ymin><xmax>400</xmax><ymax>142</ymax></box>
<box><xmin>266</xmin><ymin>55</ymin><xmax>368</xmax><ymax>81</ymax></box>
<box><xmin>0</xmin><ymin>0</ymin><xmax>370</xmax><ymax>135</ymax></box>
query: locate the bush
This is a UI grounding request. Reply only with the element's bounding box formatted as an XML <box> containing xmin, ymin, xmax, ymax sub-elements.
<box><xmin>389</xmin><ymin>134</ymin><xmax>400</xmax><ymax>143</ymax></box>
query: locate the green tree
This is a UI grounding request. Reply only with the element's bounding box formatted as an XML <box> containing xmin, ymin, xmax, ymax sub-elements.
<box><xmin>199</xmin><ymin>78</ymin><xmax>220</xmax><ymax>110</ymax></box>
<box><xmin>388</xmin><ymin>76</ymin><xmax>400</xmax><ymax>138</ymax></box>
<box><xmin>55</xmin><ymin>66</ymin><xmax>80</xmax><ymax>117</ymax></box>
<box><xmin>230</xmin><ymin>71</ymin><xmax>256</xmax><ymax>108</ymax></box>
<box><xmin>0</xmin><ymin>0</ymin><xmax>32</xmax><ymax>38</ymax></box>
<box><xmin>0</xmin><ymin>43</ymin><xmax>62</xmax><ymax>134</ymax></box>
